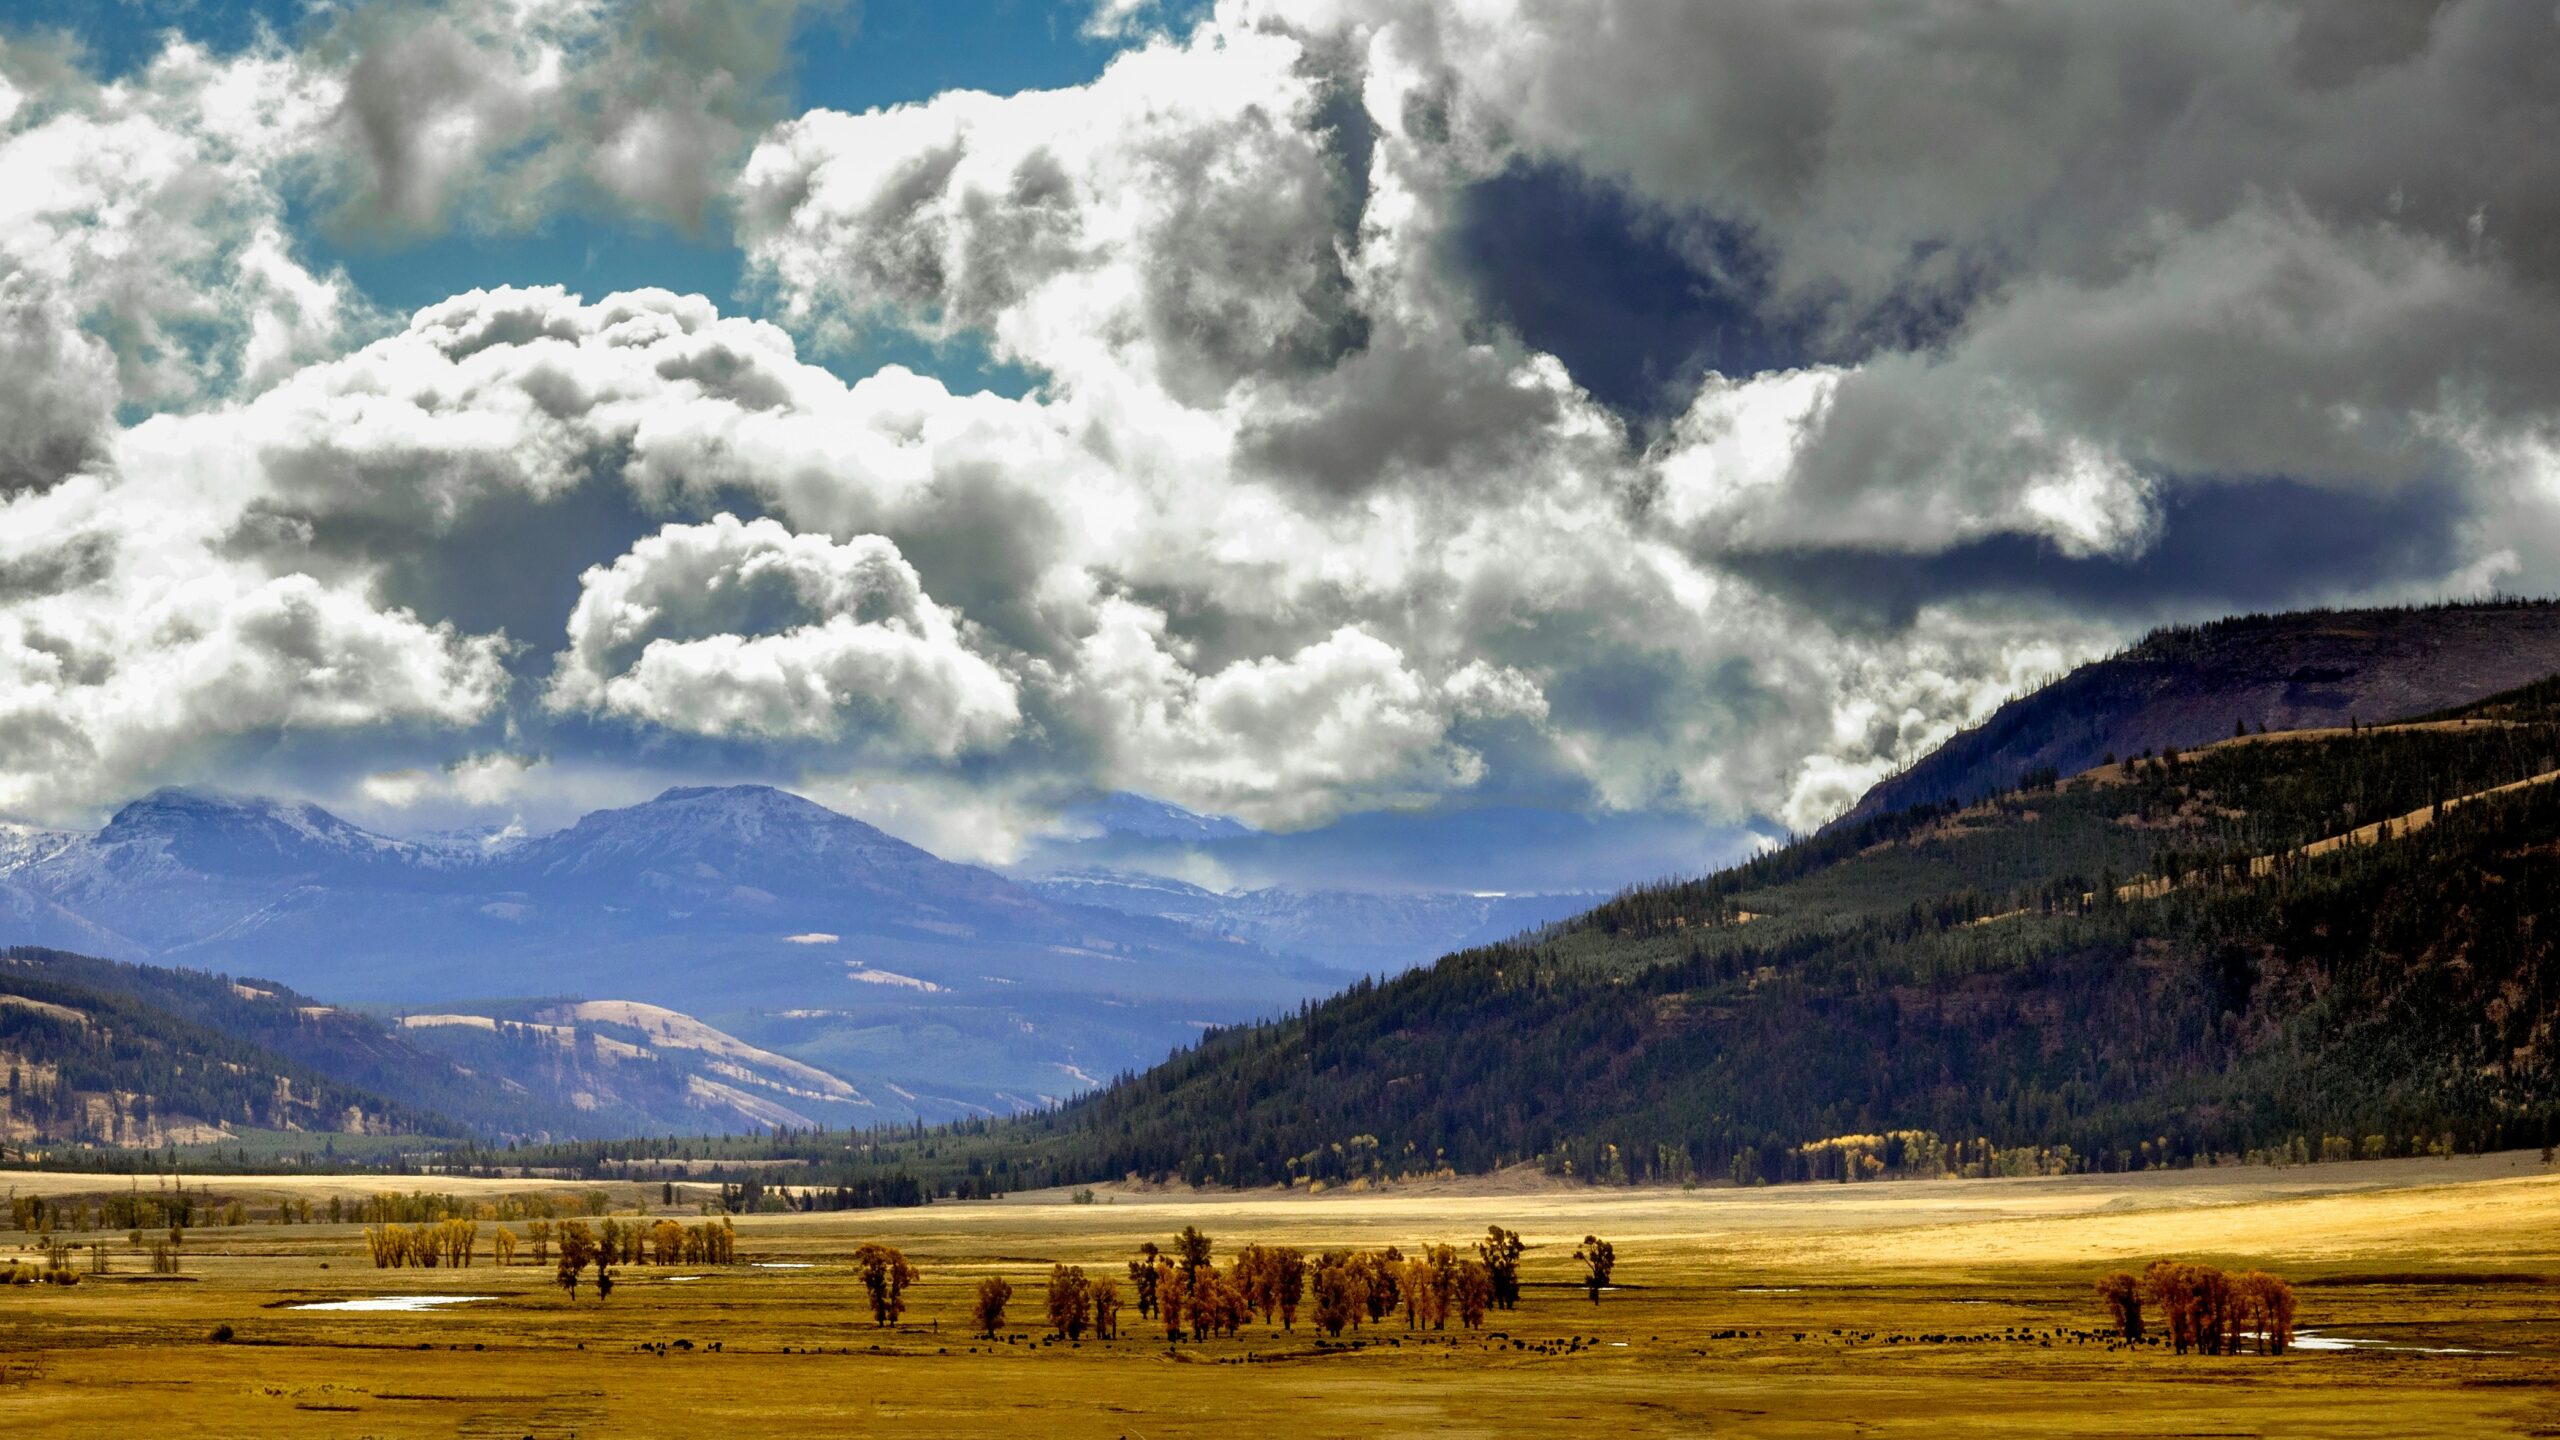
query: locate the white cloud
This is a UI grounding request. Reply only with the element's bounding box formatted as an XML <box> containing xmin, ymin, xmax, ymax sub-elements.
<box><xmin>0</xmin><ymin>35</ymin><xmax>352</xmax><ymax>490</ymax></box>
<box><xmin>1062</xmin><ymin>600</ymin><xmax>1490</xmax><ymax>826</ymax></box>
<box><xmin>19</xmin><ymin>0</ymin><xmax>2560</xmax><ymax>863</ymax></box>
<box><xmin>548</xmin><ymin>514</ymin><xmax>1022</xmax><ymax>755</ymax></box>
<box><xmin>0</xmin><ymin>487</ymin><xmax>508</xmax><ymax>818</ymax></box>
<box><xmin>323</xmin><ymin>0</ymin><xmax>844</xmax><ymax>233</ymax></box>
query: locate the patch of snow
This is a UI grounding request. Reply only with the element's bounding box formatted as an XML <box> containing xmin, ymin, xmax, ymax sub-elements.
<box><xmin>685</xmin><ymin>1074</ymin><xmax>818</xmax><ymax>1130</ymax></box>
<box><xmin>845</xmin><ymin>965</ymin><xmax>944</xmax><ymax>993</ymax></box>
<box><xmin>544</xmin><ymin>1000</ymin><xmax>860</xmax><ymax>1099</ymax></box>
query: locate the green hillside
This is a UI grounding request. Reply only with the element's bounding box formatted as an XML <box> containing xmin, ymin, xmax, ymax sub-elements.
<box><xmin>603</xmin><ymin>678</ymin><xmax>2560</xmax><ymax>1197</ymax></box>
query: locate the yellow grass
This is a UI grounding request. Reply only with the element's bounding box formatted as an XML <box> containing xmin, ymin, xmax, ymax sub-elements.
<box><xmin>2</xmin><ymin>1154</ymin><xmax>2556</xmax><ymax>1436</ymax></box>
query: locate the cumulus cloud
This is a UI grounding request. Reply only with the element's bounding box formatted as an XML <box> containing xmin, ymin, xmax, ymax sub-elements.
<box><xmin>1061</xmin><ymin>601</ymin><xmax>1488</xmax><ymax>825</ymax></box>
<box><xmin>548</xmin><ymin>514</ymin><xmax>1022</xmax><ymax>755</ymax></box>
<box><xmin>0</xmin><ymin>469</ymin><xmax>507</xmax><ymax>817</ymax></box>
<box><xmin>320</xmin><ymin>0</ymin><xmax>845</xmax><ymax>234</ymax></box>
<box><xmin>16</xmin><ymin>0</ymin><xmax>2560</xmax><ymax>874</ymax></box>
<box><xmin>737</xmin><ymin>21</ymin><xmax>1376</xmax><ymax>402</ymax></box>
<box><xmin>0</xmin><ymin>33</ymin><xmax>353</xmax><ymax>493</ymax></box>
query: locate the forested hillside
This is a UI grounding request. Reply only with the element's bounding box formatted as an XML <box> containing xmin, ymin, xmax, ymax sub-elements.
<box><xmin>0</xmin><ymin>950</ymin><xmax>441</xmax><ymax>1149</ymax></box>
<box><xmin>606</xmin><ymin>675</ymin><xmax>2560</xmax><ymax>1197</ymax></box>
<box><xmin>0</xmin><ymin>949</ymin><xmax>907</xmax><ymax>1150</ymax></box>
<box><xmin>1842</xmin><ymin>600</ymin><xmax>2560</xmax><ymax>825</ymax></box>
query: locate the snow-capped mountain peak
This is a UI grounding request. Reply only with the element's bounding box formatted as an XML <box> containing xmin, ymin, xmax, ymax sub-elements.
<box><xmin>1073</xmin><ymin>792</ymin><xmax>1256</xmax><ymax>842</ymax></box>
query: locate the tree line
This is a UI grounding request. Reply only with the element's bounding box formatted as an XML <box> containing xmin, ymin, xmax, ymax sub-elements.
<box><xmin>362</xmin><ymin>1215</ymin><xmax>737</xmax><ymax>1281</ymax></box>
<box><xmin>963</xmin><ymin>1227</ymin><xmax>1609</xmax><ymax>1342</ymax></box>
<box><xmin>2094</xmin><ymin>1262</ymin><xmax>2297</xmax><ymax>1355</ymax></box>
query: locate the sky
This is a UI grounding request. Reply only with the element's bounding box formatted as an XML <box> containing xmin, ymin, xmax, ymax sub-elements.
<box><xmin>2</xmin><ymin>0</ymin><xmax>2556</xmax><ymax>891</ymax></box>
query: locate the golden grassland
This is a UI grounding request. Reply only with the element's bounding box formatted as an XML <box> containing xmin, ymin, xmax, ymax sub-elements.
<box><xmin>2</xmin><ymin>1153</ymin><xmax>2556</xmax><ymax>1437</ymax></box>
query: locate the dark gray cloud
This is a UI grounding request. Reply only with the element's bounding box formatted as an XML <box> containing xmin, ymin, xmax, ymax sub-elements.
<box><xmin>320</xmin><ymin>0</ymin><xmax>846</xmax><ymax>235</ymax></box>
<box><xmin>1722</xmin><ymin>478</ymin><xmax>2478</xmax><ymax>636</ymax></box>
<box><xmin>1449</xmin><ymin>160</ymin><xmax>1801</xmax><ymax>426</ymax></box>
<box><xmin>13</xmin><ymin>0</ymin><xmax>2560</xmax><ymax>878</ymax></box>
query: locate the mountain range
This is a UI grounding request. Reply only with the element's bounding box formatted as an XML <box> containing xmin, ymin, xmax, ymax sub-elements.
<box><xmin>0</xmin><ymin>784</ymin><xmax>1347</xmax><ymax>1115</ymax></box>
<box><xmin>1022</xmin><ymin>869</ymin><xmax>1597</xmax><ymax>976</ymax></box>
<box><xmin>12</xmin><ymin>600</ymin><xmax>2560</xmax><ymax>1166</ymax></box>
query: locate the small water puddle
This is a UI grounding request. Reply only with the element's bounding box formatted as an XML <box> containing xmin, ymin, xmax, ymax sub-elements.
<box><xmin>2292</xmin><ymin>1330</ymin><xmax>2507</xmax><ymax>1355</ymax></box>
<box><xmin>292</xmin><ymin>1295</ymin><xmax>497</xmax><ymax>1313</ymax></box>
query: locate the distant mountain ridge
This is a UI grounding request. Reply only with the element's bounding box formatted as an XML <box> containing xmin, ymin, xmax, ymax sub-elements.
<box><xmin>1025</xmin><ymin>868</ymin><xmax>1599</xmax><ymax>975</ymax></box>
<box><xmin>1842</xmin><ymin>600</ymin><xmax>2560</xmax><ymax>826</ymax></box>
<box><xmin>0</xmin><ymin>784</ymin><xmax>1334</xmax><ymax>1114</ymax></box>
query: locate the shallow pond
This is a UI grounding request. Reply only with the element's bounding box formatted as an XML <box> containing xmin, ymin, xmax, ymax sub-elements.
<box><xmin>290</xmin><ymin>1295</ymin><xmax>497</xmax><ymax>1313</ymax></box>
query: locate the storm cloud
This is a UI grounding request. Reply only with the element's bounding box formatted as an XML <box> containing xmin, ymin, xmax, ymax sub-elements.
<box><xmin>4</xmin><ymin>0</ymin><xmax>2558</xmax><ymax>872</ymax></box>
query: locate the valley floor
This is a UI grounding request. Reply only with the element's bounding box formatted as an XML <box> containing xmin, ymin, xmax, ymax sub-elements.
<box><xmin>2</xmin><ymin>1154</ymin><xmax>2556</xmax><ymax>1436</ymax></box>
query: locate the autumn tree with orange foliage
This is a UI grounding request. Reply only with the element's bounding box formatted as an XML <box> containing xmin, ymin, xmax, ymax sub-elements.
<box><xmin>1090</xmin><ymin>1276</ymin><xmax>1123</xmax><ymax>1339</ymax></box>
<box><xmin>2110</xmin><ymin>1261</ymin><xmax>2294</xmax><ymax>1356</ymax></box>
<box><xmin>972</xmin><ymin>1276</ymin><xmax>1012</xmax><ymax>1338</ymax></box>
<box><xmin>2093</xmin><ymin>1271</ymin><xmax>2143</xmax><ymax>1342</ymax></box>
<box><xmin>1047</xmin><ymin>1264</ymin><xmax>1092</xmax><ymax>1339</ymax></box>
<box><xmin>853</xmin><ymin>1242</ymin><xmax>918</xmax><ymax>1327</ymax></box>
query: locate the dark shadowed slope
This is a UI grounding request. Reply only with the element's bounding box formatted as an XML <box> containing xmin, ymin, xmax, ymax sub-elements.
<box><xmin>1840</xmin><ymin>599</ymin><xmax>2560</xmax><ymax>827</ymax></box>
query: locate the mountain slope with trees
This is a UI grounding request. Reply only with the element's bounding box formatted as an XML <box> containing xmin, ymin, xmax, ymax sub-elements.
<box><xmin>0</xmin><ymin>947</ymin><xmax>456</xmax><ymax>1150</ymax></box>
<box><xmin>0</xmin><ymin>949</ymin><xmax>871</xmax><ymax>1149</ymax></box>
<box><xmin>669</xmin><ymin>652</ymin><xmax>2560</xmax><ymax>1197</ymax></box>
<box><xmin>1841</xmin><ymin>599</ymin><xmax>2560</xmax><ymax>826</ymax></box>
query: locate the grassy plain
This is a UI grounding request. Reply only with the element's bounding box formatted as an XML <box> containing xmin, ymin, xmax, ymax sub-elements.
<box><xmin>2</xmin><ymin>1153</ymin><xmax>2556</xmax><ymax>1437</ymax></box>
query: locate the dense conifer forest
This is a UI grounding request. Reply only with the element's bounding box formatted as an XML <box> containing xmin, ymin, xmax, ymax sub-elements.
<box><xmin>0</xmin><ymin>957</ymin><xmax>434</xmax><ymax>1145</ymax></box>
<box><xmin>489</xmin><ymin>677</ymin><xmax>2560</xmax><ymax>1199</ymax></box>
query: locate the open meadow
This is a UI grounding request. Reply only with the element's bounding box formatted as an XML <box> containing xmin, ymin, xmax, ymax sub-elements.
<box><xmin>2</xmin><ymin>1154</ymin><xmax>2556</xmax><ymax>1437</ymax></box>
